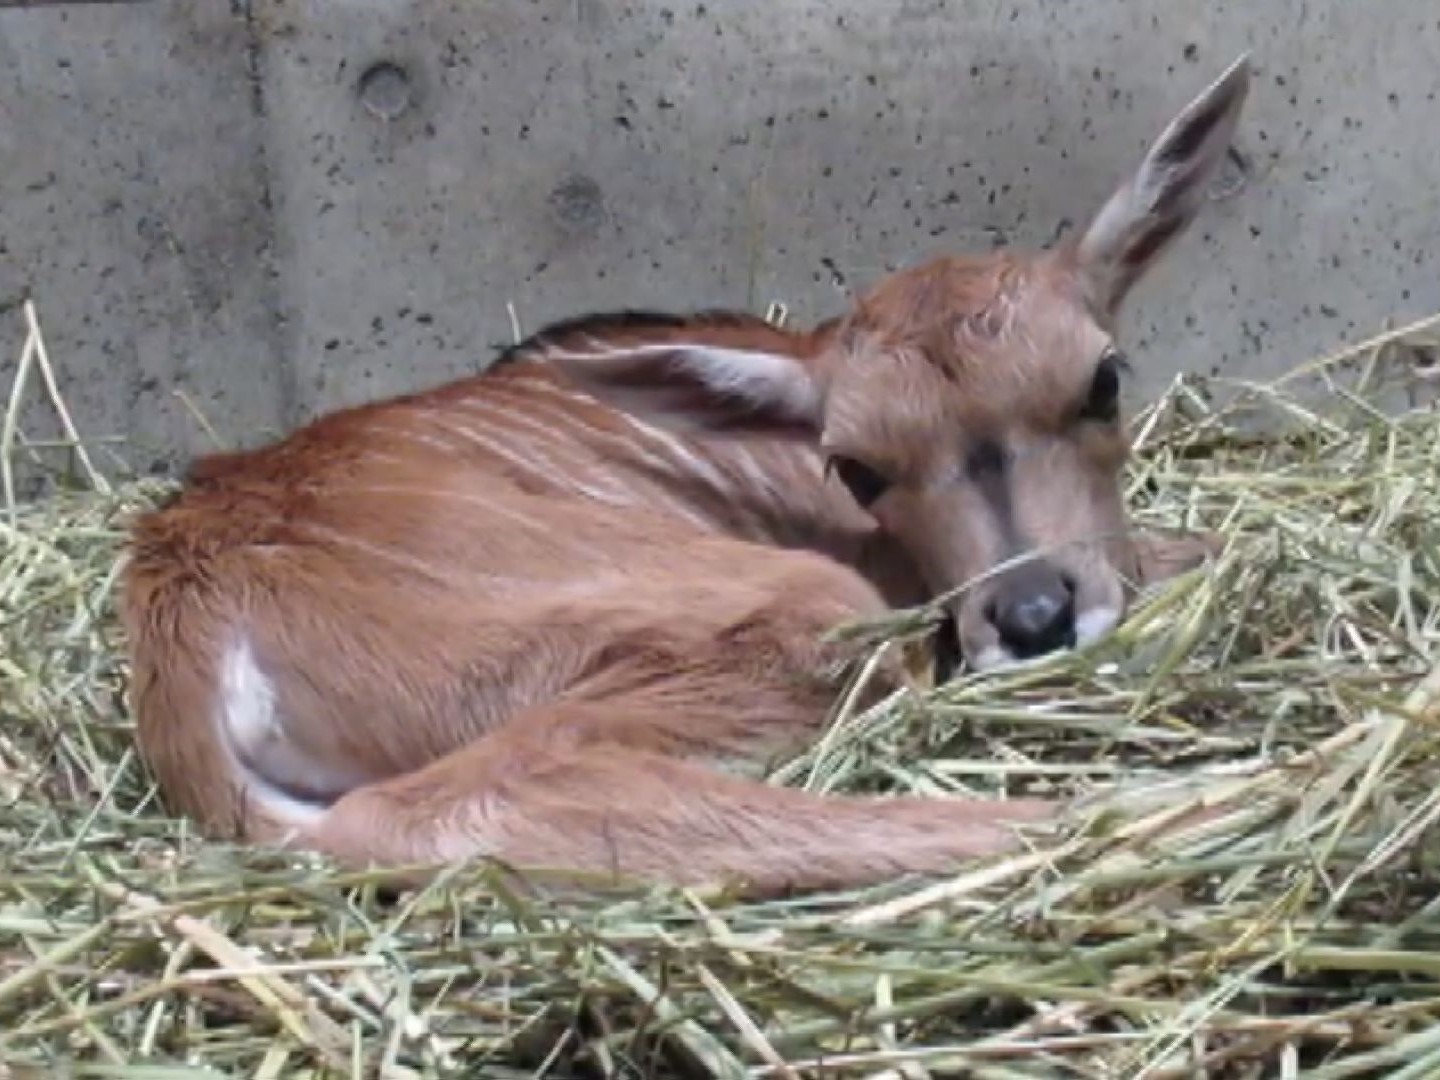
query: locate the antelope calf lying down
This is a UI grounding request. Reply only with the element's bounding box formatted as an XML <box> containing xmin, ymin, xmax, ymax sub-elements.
<box><xmin>121</xmin><ymin>58</ymin><xmax>1250</xmax><ymax>894</ymax></box>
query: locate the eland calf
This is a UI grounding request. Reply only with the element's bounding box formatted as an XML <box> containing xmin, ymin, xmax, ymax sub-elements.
<box><xmin>120</xmin><ymin>58</ymin><xmax>1250</xmax><ymax>893</ymax></box>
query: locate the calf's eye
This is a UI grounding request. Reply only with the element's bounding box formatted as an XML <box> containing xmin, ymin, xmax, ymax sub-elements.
<box><xmin>826</xmin><ymin>455</ymin><xmax>890</xmax><ymax>508</ymax></box>
<box><xmin>1080</xmin><ymin>349</ymin><xmax>1126</xmax><ymax>423</ymax></box>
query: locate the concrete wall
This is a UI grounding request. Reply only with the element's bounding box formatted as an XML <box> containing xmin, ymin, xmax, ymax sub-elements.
<box><xmin>2</xmin><ymin>0</ymin><xmax>1438</xmax><ymax>486</ymax></box>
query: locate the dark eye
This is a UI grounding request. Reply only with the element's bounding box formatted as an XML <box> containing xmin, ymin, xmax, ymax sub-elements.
<box><xmin>827</xmin><ymin>455</ymin><xmax>891</xmax><ymax>508</ymax></box>
<box><xmin>1080</xmin><ymin>349</ymin><xmax>1125</xmax><ymax>423</ymax></box>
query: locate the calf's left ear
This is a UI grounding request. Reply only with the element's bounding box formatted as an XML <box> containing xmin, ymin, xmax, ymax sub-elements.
<box><xmin>529</xmin><ymin>314</ymin><xmax>826</xmax><ymax>438</ymax></box>
<box><xmin>1072</xmin><ymin>55</ymin><xmax>1252</xmax><ymax>318</ymax></box>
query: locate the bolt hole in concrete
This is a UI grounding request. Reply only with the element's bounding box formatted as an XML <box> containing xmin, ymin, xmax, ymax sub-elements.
<box><xmin>357</xmin><ymin>61</ymin><xmax>412</xmax><ymax>120</ymax></box>
<box><xmin>549</xmin><ymin>175</ymin><xmax>606</xmax><ymax>229</ymax></box>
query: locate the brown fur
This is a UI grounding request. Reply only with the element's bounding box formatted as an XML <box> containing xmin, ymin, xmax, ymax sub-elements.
<box><xmin>119</xmin><ymin>59</ymin><xmax>1250</xmax><ymax>895</ymax></box>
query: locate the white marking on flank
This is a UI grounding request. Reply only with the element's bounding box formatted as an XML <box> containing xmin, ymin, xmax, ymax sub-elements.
<box><xmin>220</xmin><ymin>635</ymin><xmax>280</xmax><ymax>767</ymax></box>
<box><xmin>216</xmin><ymin>637</ymin><xmax>326</xmax><ymax>827</ymax></box>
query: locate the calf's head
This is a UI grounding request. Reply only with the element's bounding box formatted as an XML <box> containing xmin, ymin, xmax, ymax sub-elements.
<box><xmin>543</xmin><ymin>57</ymin><xmax>1250</xmax><ymax>672</ymax></box>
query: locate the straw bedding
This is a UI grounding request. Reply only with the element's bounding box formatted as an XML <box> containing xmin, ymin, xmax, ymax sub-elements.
<box><xmin>3</xmin><ymin>307</ymin><xmax>1440</xmax><ymax>1078</ymax></box>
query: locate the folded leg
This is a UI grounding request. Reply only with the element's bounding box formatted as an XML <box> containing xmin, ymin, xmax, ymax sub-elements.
<box><xmin>302</xmin><ymin>691</ymin><xmax>1055</xmax><ymax>894</ymax></box>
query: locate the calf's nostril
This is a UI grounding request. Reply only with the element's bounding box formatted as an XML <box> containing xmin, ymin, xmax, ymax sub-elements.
<box><xmin>1016</xmin><ymin>593</ymin><xmax>1064</xmax><ymax>632</ymax></box>
<box><xmin>990</xmin><ymin>585</ymin><xmax>1077</xmax><ymax>659</ymax></box>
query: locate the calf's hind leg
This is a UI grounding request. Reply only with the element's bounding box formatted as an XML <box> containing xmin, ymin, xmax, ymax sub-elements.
<box><xmin>302</xmin><ymin>550</ymin><xmax>1057</xmax><ymax>893</ymax></box>
<box><xmin>303</xmin><ymin>691</ymin><xmax>1054</xmax><ymax>894</ymax></box>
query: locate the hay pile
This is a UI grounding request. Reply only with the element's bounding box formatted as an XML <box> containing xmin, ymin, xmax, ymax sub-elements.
<box><xmin>3</xmin><ymin>308</ymin><xmax>1440</xmax><ymax>1079</ymax></box>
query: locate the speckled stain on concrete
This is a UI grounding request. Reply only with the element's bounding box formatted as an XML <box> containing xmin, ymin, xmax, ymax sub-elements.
<box><xmin>1</xmin><ymin>0</ymin><xmax>1437</xmax><ymax>483</ymax></box>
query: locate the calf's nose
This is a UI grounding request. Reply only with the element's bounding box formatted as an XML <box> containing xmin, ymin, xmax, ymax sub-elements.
<box><xmin>987</xmin><ymin>564</ymin><xmax>1076</xmax><ymax>659</ymax></box>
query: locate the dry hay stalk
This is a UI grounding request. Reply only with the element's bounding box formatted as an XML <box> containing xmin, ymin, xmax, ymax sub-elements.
<box><xmin>2</xmin><ymin>303</ymin><xmax>1440</xmax><ymax>1078</ymax></box>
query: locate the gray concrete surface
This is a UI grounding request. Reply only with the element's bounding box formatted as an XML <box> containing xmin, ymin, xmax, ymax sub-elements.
<box><xmin>2</xmin><ymin>0</ymin><xmax>1438</xmax><ymax>487</ymax></box>
<box><xmin>0</xmin><ymin>0</ymin><xmax>288</xmax><ymax>484</ymax></box>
